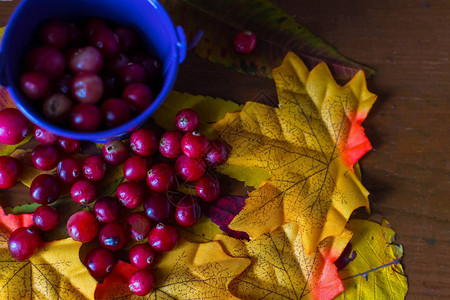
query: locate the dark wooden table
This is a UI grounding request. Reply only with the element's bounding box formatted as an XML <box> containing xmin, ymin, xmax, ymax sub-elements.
<box><xmin>1</xmin><ymin>0</ymin><xmax>449</xmax><ymax>299</ymax></box>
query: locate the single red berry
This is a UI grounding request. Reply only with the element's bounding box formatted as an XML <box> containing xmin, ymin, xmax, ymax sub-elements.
<box><xmin>175</xmin><ymin>195</ymin><xmax>202</xmax><ymax>227</ymax></box>
<box><xmin>196</xmin><ymin>176</ymin><xmax>221</xmax><ymax>202</ymax></box>
<box><xmin>205</xmin><ymin>139</ymin><xmax>228</xmax><ymax>166</ymax></box>
<box><xmin>233</xmin><ymin>31</ymin><xmax>257</xmax><ymax>54</ymax></box>
<box><xmin>42</xmin><ymin>93</ymin><xmax>74</xmax><ymax>125</ymax></box>
<box><xmin>69</xmin><ymin>46</ymin><xmax>104</xmax><ymax>74</ymax></box>
<box><xmin>67</xmin><ymin>211</ymin><xmax>99</xmax><ymax>243</ymax></box>
<box><xmin>181</xmin><ymin>131</ymin><xmax>210</xmax><ymax>159</ymax></box>
<box><xmin>175</xmin><ymin>109</ymin><xmax>199</xmax><ymax>133</ymax></box>
<box><xmin>25</xmin><ymin>46</ymin><xmax>65</xmax><ymax>79</ymax></box>
<box><xmin>71</xmin><ymin>72</ymin><xmax>104</xmax><ymax>104</ymax></box>
<box><xmin>89</xmin><ymin>26</ymin><xmax>120</xmax><ymax>59</ymax></box>
<box><xmin>124</xmin><ymin>212</ymin><xmax>152</xmax><ymax>241</ymax></box>
<box><xmin>116</xmin><ymin>181</ymin><xmax>146</xmax><ymax>209</ymax></box>
<box><xmin>129</xmin><ymin>244</ymin><xmax>156</xmax><ymax>269</ymax></box>
<box><xmin>30</xmin><ymin>174</ymin><xmax>61</xmax><ymax>204</ymax></box>
<box><xmin>101</xmin><ymin>98</ymin><xmax>132</xmax><ymax>128</ymax></box>
<box><xmin>159</xmin><ymin>131</ymin><xmax>183</xmax><ymax>158</ymax></box>
<box><xmin>122</xmin><ymin>82</ymin><xmax>153</xmax><ymax>113</ymax></box>
<box><xmin>129</xmin><ymin>52</ymin><xmax>162</xmax><ymax>81</ymax></box>
<box><xmin>0</xmin><ymin>156</ymin><xmax>23</xmax><ymax>189</ymax></box>
<box><xmin>57</xmin><ymin>137</ymin><xmax>81</xmax><ymax>153</ymax></box>
<box><xmin>84</xmin><ymin>247</ymin><xmax>117</xmax><ymax>278</ymax></box>
<box><xmin>129</xmin><ymin>270</ymin><xmax>155</xmax><ymax>296</ymax></box>
<box><xmin>33</xmin><ymin>125</ymin><xmax>58</xmax><ymax>145</ymax></box>
<box><xmin>33</xmin><ymin>205</ymin><xmax>59</xmax><ymax>231</ymax></box>
<box><xmin>82</xmin><ymin>155</ymin><xmax>106</xmax><ymax>181</ymax></box>
<box><xmin>115</xmin><ymin>27</ymin><xmax>138</xmax><ymax>53</ymax></box>
<box><xmin>31</xmin><ymin>144</ymin><xmax>60</xmax><ymax>171</ymax></box>
<box><xmin>70</xmin><ymin>103</ymin><xmax>102</xmax><ymax>132</ymax></box>
<box><xmin>146</xmin><ymin>163</ymin><xmax>176</xmax><ymax>192</ymax></box>
<box><xmin>174</xmin><ymin>155</ymin><xmax>206</xmax><ymax>182</ymax></box>
<box><xmin>94</xmin><ymin>196</ymin><xmax>120</xmax><ymax>223</ymax></box>
<box><xmin>130</xmin><ymin>129</ymin><xmax>158</xmax><ymax>157</ymax></box>
<box><xmin>57</xmin><ymin>158</ymin><xmax>81</xmax><ymax>184</ymax></box>
<box><xmin>148</xmin><ymin>223</ymin><xmax>179</xmax><ymax>252</ymax></box>
<box><xmin>120</xmin><ymin>64</ymin><xmax>147</xmax><ymax>86</ymax></box>
<box><xmin>8</xmin><ymin>227</ymin><xmax>41</xmax><ymax>261</ymax></box>
<box><xmin>38</xmin><ymin>20</ymin><xmax>70</xmax><ymax>50</ymax></box>
<box><xmin>99</xmin><ymin>223</ymin><xmax>128</xmax><ymax>251</ymax></box>
<box><xmin>0</xmin><ymin>108</ymin><xmax>29</xmax><ymax>145</ymax></box>
<box><xmin>71</xmin><ymin>179</ymin><xmax>97</xmax><ymax>205</ymax></box>
<box><xmin>102</xmin><ymin>140</ymin><xmax>129</xmax><ymax>165</ymax></box>
<box><xmin>20</xmin><ymin>72</ymin><xmax>50</xmax><ymax>100</ymax></box>
<box><xmin>144</xmin><ymin>193</ymin><xmax>174</xmax><ymax>222</ymax></box>
<box><xmin>123</xmin><ymin>156</ymin><xmax>149</xmax><ymax>181</ymax></box>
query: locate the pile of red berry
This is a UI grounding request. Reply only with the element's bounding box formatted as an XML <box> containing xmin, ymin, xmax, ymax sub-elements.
<box><xmin>3</xmin><ymin>108</ymin><xmax>228</xmax><ymax>296</ymax></box>
<box><xmin>19</xmin><ymin>17</ymin><xmax>161</xmax><ymax>131</ymax></box>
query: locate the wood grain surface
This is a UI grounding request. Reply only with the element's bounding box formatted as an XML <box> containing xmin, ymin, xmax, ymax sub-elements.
<box><xmin>1</xmin><ymin>0</ymin><xmax>449</xmax><ymax>299</ymax></box>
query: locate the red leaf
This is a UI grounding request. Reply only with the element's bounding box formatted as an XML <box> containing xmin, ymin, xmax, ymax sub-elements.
<box><xmin>0</xmin><ymin>205</ymin><xmax>34</xmax><ymax>236</ymax></box>
<box><xmin>94</xmin><ymin>260</ymin><xmax>139</xmax><ymax>299</ymax></box>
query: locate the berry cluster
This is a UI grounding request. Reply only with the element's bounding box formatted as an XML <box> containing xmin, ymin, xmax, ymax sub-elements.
<box><xmin>20</xmin><ymin>18</ymin><xmax>162</xmax><ymax>131</ymax></box>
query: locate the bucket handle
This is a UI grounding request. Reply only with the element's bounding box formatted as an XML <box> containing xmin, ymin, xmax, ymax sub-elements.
<box><xmin>175</xmin><ymin>26</ymin><xmax>186</xmax><ymax>64</ymax></box>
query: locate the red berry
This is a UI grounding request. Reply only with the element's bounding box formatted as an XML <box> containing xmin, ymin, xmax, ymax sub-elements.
<box><xmin>129</xmin><ymin>270</ymin><xmax>155</xmax><ymax>296</ymax></box>
<box><xmin>101</xmin><ymin>98</ymin><xmax>132</xmax><ymax>128</ymax></box>
<box><xmin>70</xmin><ymin>103</ymin><xmax>101</xmax><ymax>131</ymax></box>
<box><xmin>124</xmin><ymin>212</ymin><xmax>152</xmax><ymax>241</ymax></box>
<box><xmin>196</xmin><ymin>176</ymin><xmax>220</xmax><ymax>202</ymax></box>
<box><xmin>33</xmin><ymin>125</ymin><xmax>58</xmax><ymax>145</ymax></box>
<box><xmin>0</xmin><ymin>108</ymin><xmax>29</xmax><ymax>145</ymax></box>
<box><xmin>123</xmin><ymin>156</ymin><xmax>149</xmax><ymax>181</ymax></box>
<box><xmin>71</xmin><ymin>72</ymin><xmax>104</xmax><ymax>104</ymax></box>
<box><xmin>71</xmin><ymin>179</ymin><xmax>97</xmax><ymax>205</ymax></box>
<box><xmin>233</xmin><ymin>31</ymin><xmax>257</xmax><ymax>54</ymax></box>
<box><xmin>175</xmin><ymin>155</ymin><xmax>206</xmax><ymax>182</ymax></box>
<box><xmin>181</xmin><ymin>131</ymin><xmax>210</xmax><ymax>159</ymax></box>
<box><xmin>0</xmin><ymin>156</ymin><xmax>23</xmax><ymax>189</ymax></box>
<box><xmin>129</xmin><ymin>244</ymin><xmax>155</xmax><ymax>269</ymax></box>
<box><xmin>129</xmin><ymin>52</ymin><xmax>162</xmax><ymax>81</ymax></box>
<box><xmin>122</xmin><ymin>82</ymin><xmax>153</xmax><ymax>113</ymax></box>
<box><xmin>175</xmin><ymin>109</ymin><xmax>199</xmax><ymax>133</ymax></box>
<box><xmin>94</xmin><ymin>196</ymin><xmax>120</xmax><ymax>223</ymax></box>
<box><xmin>105</xmin><ymin>53</ymin><xmax>129</xmax><ymax>74</ymax></box>
<box><xmin>69</xmin><ymin>46</ymin><xmax>104</xmax><ymax>74</ymax></box>
<box><xmin>30</xmin><ymin>174</ymin><xmax>61</xmax><ymax>204</ymax></box>
<box><xmin>20</xmin><ymin>72</ymin><xmax>50</xmax><ymax>100</ymax></box>
<box><xmin>130</xmin><ymin>129</ymin><xmax>158</xmax><ymax>157</ymax></box>
<box><xmin>144</xmin><ymin>193</ymin><xmax>174</xmax><ymax>222</ymax></box>
<box><xmin>8</xmin><ymin>227</ymin><xmax>41</xmax><ymax>261</ymax></box>
<box><xmin>115</xmin><ymin>27</ymin><xmax>138</xmax><ymax>53</ymax></box>
<box><xmin>159</xmin><ymin>131</ymin><xmax>183</xmax><ymax>158</ymax></box>
<box><xmin>57</xmin><ymin>137</ymin><xmax>80</xmax><ymax>153</ymax></box>
<box><xmin>89</xmin><ymin>26</ymin><xmax>120</xmax><ymax>59</ymax></box>
<box><xmin>57</xmin><ymin>158</ymin><xmax>81</xmax><ymax>183</ymax></box>
<box><xmin>116</xmin><ymin>181</ymin><xmax>145</xmax><ymax>209</ymax></box>
<box><xmin>42</xmin><ymin>93</ymin><xmax>74</xmax><ymax>125</ymax></box>
<box><xmin>146</xmin><ymin>163</ymin><xmax>176</xmax><ymax>192</ymax></box>
<box><xmin>33</xmin><ymin>205</ymin><xmax>59</xmax><ymax>231</ymax></box>
<box><xmin>205</xmin><ymin>139</ymin><xmax>228</xmax><ymax>166</ymax></box>
<box><xmin>38</xmin><ymin>20</ymin><xmax>70</xmax><ymax>50</ymax></box>
<box><xmin>148</xmin><ymin>223</ymin><xmax>179</xmax><ymax>252</ymax></box>
<box><xmin>84</xmin><ymin>17</ymin><xmax>109</xmax><ymax>37</ymax></box>
<box><xmin>31</xmin><ymin>144</ymin><xmax>60</xmax><ymax>171</ymax></box>
<box><xmin>119</xmin><ymin>63</ymin><xmax>147</xmax><ymax>86</ymax></box>
<box><xmin>82</xmin><ymin>155</ymin><xmax>106</xmax><ymax>181</ymax></box>
<box><xmin>67</xmin><ymin>211</ymin><xmax>99</xmax><ymax>242</ymax></box>
<box><xmin>102</xmin><ymin>140</ymin><xmax>129</xmax><ymax>165</ymax></box>
<box><xmin>175</xmin><ymin>195</ymin><xmax>202</xmax><ymax>227</ymax></box>
<box><xmin>99</xmin><ymin>223</ymin><xmax>128</xmax><ymax>251</ymax></box>
<box><xmin>84</xmin><ymin>247</ymin><xmax>117</xmax><ymax>278</ymax></box>
<box><xmin>25</xmin><ymin>46</ymin><xmax>65</xmax><ymax>79</ymax></box>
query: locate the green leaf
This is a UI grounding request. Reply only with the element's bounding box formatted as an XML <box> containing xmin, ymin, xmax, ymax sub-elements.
<box><xmin>161</xmin><ymin>0</ymin><xmax>374</xmax><ymax>80</ymax></box>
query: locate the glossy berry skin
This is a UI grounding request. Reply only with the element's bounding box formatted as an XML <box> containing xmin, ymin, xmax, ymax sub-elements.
<box><xmin>175</xmin><ymin>155</ymin><xmax>206</xmax><ymax>182</ymax></box>
<box><xmin>0</xmin><ymin>108</ymin><xmax>29</xmax><ymax>145</ymax></box>
<box><xmin>71</xmin><ymin>72</ymin><xmax>104</xmax><ymax>104</ymax></box>
<box><xmin>8</xmin><ymin>227</ymin><xmax>41</xmax><ymax>261</ymax></box>
<box><xmin>0</xmin><ymin>156</ymin><xmax>23</xmax><ymax>189</ymax></box>
<box><xmin>116</xmin><ymin>181</ymin><xmax>145</xmax><ymax>209</ymax></box>
<box><xmin>84</xmin><ymin>247</ymin><xmax>117</xmax><ymax>278</ymax></box>
<box><xmin>146</xmin><ymin>163</ymin><xmax>176</xmax><ymax>192</ymax></box>
<box><xmin>67</xmin><ymin>211</ymin><xmax>99</xmax><ymax>242</ymax></box>
<box><xmin>31</xmin><ymin>145</ymin><xmax>60</xmax><ymax>171</ymax></box>
<box><xmin>101</xmin><ymin>98</ymin><xmax>132</xmax><ymax>128</ymax></box>
<box><xmin>69</xmin><ymin>46</ymin><xmax>104</xmax><ymax>74</ymax></box>
<box><xmin>25</xmin><ymin>46</ymin><xmax>65</xmax><ymax>79</ymax></box>
<box><xmin>175</xmin><ymin>195</ymin><xmax>202</xmax><ymax>227</ymax></box>
<box><xmin>129</xmin><ymin>244</ymin><xmax>155</xmax><ymax>269</ymax></box>
<box><xmin>144</xmin><ymin>193</ymin><xmax>173</xmax><ymax>222</ymax></box>
<box><xmin>94</xmin><ymin>196</ymin><xmax>120</xmax><ymax>223</ymax></box>
<box><xmin>42</xmin><ymin>93</ymin><xmax>74</xmax><ymax>125</ymax></box>
<box><xmin>30</xmin><ymin>174</ymin><xmax>61</xmax><ymax>204</ymax></box>
<box><xmin>102</xmin><ymin>140</ymin><xmax>129</xmax><ymax>165</ymax></box>
<box><xmin>82</xmin><ymin>155</ymin><xmax>106</xmax><ymax>181</ymax></box>
<box><xmin>129</xmin><ymin>270</ymin><xmax>155</xmax><ymax>296</ymax></box>
<box><xmin>130</xmin><ymin>129</ymin><xmax>158</xmax><ymax>157</ymax></box>
<box><xmin>175</xmin><ymin>109</ymin><xmax>199</xmax><ymax>133</ymax></box>
<box><xmin>38</xmin><ymin>20</ymin><xmax>70</xmax><ymax>49</ymax></box>
<box><xmin>124</xmin><ymin>212</ymin><xmax>152</xmax><ymax>241</ymax></box>
<box><xmin>89</xmin><ymin>26</ymin><xmax>120</xmax><ymax>59</ymax></box>
<box><xmin>33</xmin><ymin>205</ymin><xmax>59</xmax><ymax>231</ymax></box>
<box><xmin>205</xmin><ymin>139</ymin><xmax>228</xmax><ymax>166</ymax></box>
<box><xmin>119</xmin><ymin>64</ymin><xmax>147</xmax><ymax>86</ymax></box>
<box><xmin>99</xmin><ymin>223</ymin><xmax>128</xmax><ymax>251</ymax></box>
<box><xmin>233</xmin><ymin>31</ymin><xmax>257</xmax><ymax>54</ymax></box>
<box><xmin>122</xmin><ymin>82</ymin><xmax>153</xmax><ymax>113</ymax></box>
<box><xmin>57</xmin><ymin>137</ymin><xmax>80</xmax><ymax>153</ymax></box>
<box><xmin>106</xmin><ymin>53</ymin><xmax>129</xmax><ymax>74</ymax></box>
<box><xmin>57</xmin><ymin>158</ymin><xmax>81</xmax><ymax>184</ymax></box>
<box><xmin>123</xmin><ymin>156</ymin><xmax>148</xmax><ymax>181</ymax></box>
<box><xmin>148</xmin><ymin>223</ymin><xmax>179</xmax><ymax>252</ymax></box>
<box><xmin>20</xmin><ymin>72</ymin><xmax>50</xmax><ymax>100</ymax></box>
<box><xmin>70</xmin><ymin>103</ymin><xmax>101</xmax><ymax>131</ymax></box>
<box><xmin>33</xmin><ymin>125</ymin><xmax>58</xmax><ymax>145</ymax></box>
<box><xmin>181</xmin><ymin>131</ymin><xmax>209</xmax><ymax>159</ymax></box>
<box><xmin>196</xmin><ymin>176</ymin><xmax>221</xmax><ymax>202</ymax></box>
<box><xmin>159</xmin><ymin>131</ymin><xmax>183</xmax><ymax>158</ymax></box>
<box><xmin>71</xmin><ymin>179</ymin><xmax>97</xmax><ymax>205</ymax></box>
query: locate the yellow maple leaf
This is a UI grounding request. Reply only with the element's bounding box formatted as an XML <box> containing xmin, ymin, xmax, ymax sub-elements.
<box><xmin>335</xmin><ymin>219</ymin><xmax>408</xmax><ymax>299</ymax></box>
<box><xmin>214</xmin><ymin>52</ymin><xmax>376</xmax><ymax>254</ymax></box>
<box><xmin>215</xmin><ymin>222</ymin><xmax>352</xmax><ymax>300</ymax></box>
